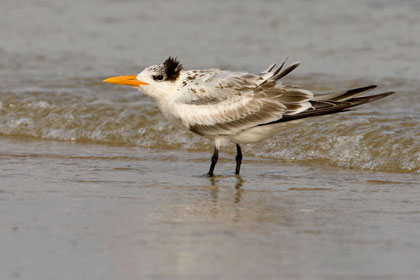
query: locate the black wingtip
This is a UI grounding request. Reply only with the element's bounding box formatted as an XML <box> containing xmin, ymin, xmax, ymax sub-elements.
<box><xmin>330</xmin><ymin>85</ymin><xmax>379</xmax><ymax>101</ymax></box>
<box><xmin>353</xmin><ymin>85</ymin><xmax>377</xmax><ymax>92</ymax></box>
<box><xmin>260</xmin><ymin>91</ymin><xmax>395</xmax><ymax>126</ymax></box>
<box><xmin>348</xmin><ymin>91</ymin><xmax>395</xmax><ymax>104</ymax></box>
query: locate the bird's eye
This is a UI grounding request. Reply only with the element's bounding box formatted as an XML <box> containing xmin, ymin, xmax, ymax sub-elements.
<box><xmin>153</xmin><ymin>75</ymin><xmax>164</xmax><ymax>81</ymax></box>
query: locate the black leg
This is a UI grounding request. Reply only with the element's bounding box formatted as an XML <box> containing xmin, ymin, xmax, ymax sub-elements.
<box><xmin>235</xmin><ymin>144</ymin><xmax>242</xmax><ymax>175</ymax></box>
<box><xmin>208</xmin><ymin>146</ymin><xmax>219</xmax><ymax>176</ymax></box>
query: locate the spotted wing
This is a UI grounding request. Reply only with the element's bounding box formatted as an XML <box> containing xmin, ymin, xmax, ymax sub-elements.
<box><xmin>171</xmin><ymin>67</ymin><xmax>313</xmax><ymax>136</ymax></box>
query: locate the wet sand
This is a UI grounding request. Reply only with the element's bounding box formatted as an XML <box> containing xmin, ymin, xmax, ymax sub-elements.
<box><xmin>1</xmin><ymin>0</ymin><xmax>420</xmax><ymax>279</ymax></box>
<box><xmin>1</xmin><ymin>138</ymin><xmax>420</xmax><ymax>279</ymax></box>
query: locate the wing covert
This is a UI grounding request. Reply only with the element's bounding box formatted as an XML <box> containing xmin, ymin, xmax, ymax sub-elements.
<box><xmin>170</xmin><ymin>66</ymin><xmax>314</xmax><ymax>136</ymax></box>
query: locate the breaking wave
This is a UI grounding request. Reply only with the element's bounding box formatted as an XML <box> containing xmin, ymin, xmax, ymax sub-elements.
<box><xmin>0</xmin><ymin>81</ymin><xmax>419</xmax><ymax>173</ymax></box>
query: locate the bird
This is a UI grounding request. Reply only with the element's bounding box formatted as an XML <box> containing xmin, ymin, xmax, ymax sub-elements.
<box><xmin>104</xmin><ymin>57</ymin><xmax>394</xmax><ymax>176</ymax></box>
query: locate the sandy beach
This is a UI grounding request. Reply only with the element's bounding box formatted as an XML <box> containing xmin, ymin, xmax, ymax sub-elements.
<box><xmin>1</xmin><ymin>138</ymin><xmax>420</xmax><ymax>279</ymax></box>
<box><xmin>0</xmin><ymin>0</ymin><xmax>419</xmax><ymax>279</ymax></box>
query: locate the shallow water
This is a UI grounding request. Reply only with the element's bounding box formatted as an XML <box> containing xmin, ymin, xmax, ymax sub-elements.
<box><xmin>1</xmin><ymin>0</ymin><xmax>420</xmax><ymax>279</ymax></box>
<box><xmin>1</xmin><ymin>139</ymin><xmax>420</xmax><ymax>280</ymax></box>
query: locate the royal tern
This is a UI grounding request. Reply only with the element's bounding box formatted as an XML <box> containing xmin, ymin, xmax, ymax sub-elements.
<box><xmin>104</xmin><ymin>57</ymin><xmax>394</xmax><ymax>176</ymax></box>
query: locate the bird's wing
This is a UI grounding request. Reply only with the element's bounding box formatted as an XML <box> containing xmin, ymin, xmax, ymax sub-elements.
<box><xmin>171</xmin><ymin>67</ymin><xmax>313</xmax><ymax>136</ymax></box>
<box><xmin>178</xmin><ymin>69</ymin><xmax>262</xmax><ymax>101</ymax></box>
<box><xmin>177</xmin><ymin>59</ymin><xmax>302</xmax><ymax>101</ymax></box>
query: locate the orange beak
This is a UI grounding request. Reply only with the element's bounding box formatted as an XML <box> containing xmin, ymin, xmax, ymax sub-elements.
<box><xmin>103</xmin><ymin>75</ymin><xmax>149</xmax><ymax>87</ymax></box>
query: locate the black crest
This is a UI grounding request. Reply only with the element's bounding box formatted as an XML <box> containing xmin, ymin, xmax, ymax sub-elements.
<box><xmin>163</xmin><ymin>57</ymin><xmax>183</xmax><ymax>81</ymax></box>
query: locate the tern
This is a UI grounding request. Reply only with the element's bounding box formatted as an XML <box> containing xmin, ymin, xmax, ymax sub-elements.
<box><xmin>104</xmin><ymin>57</ymin><xmax>394</xmax><ymax>176</ymax></box>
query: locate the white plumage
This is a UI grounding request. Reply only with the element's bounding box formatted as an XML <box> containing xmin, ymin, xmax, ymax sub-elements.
<box><xmin>104</xmin><ymin>57</ymin><xmax>394</xmax><ymax>176</ymax></box>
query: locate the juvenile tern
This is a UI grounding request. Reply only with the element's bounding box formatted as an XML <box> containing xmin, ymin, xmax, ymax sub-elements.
<box><xmin>104</xmin><ymin>57</ymin><xmax>394</xmax><ymax>176</ymax></box>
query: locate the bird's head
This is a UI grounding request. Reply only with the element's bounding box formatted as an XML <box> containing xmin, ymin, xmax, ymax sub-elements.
<box><xmin>104</xmin><ymin>57</ymin><xmax>183</xmax><ymax>99</ymax></box>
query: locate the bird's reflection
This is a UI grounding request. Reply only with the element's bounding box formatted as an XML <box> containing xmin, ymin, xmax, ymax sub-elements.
<box><xmin>234</xmin><ymin>176</ymin><xmax>244</xmax><ymax>203</ymax></box>
<box><xmin>208</xmin><ymin>175</ymin><xmax>218</xmax><ymax>187</ymax></box>
<box><xmin>207</xmin><ymin>175</ymin><xmax>244</xmax><ymax>203</ymax></box>
<box><xmin>235</xmin><ymin>176</ymin><xmax>244</xmax><ymax>189</ymax></box>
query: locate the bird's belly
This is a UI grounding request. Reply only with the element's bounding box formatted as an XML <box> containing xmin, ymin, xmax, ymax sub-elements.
<box><xmin>228</xmin><ymin>120</ymin><xmax>305</xmax><ymax>144</ymax></box>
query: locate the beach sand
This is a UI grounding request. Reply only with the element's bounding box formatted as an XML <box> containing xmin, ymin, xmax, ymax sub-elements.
<box><xmin>1</xmin><ymin>139</ymin><xmax>420</xmax><ymax>279</ymax></box>
<box><xmin>1</xmin><ymin>0</ymin><xmax>420</xmax><ymax>279</ymax></box>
